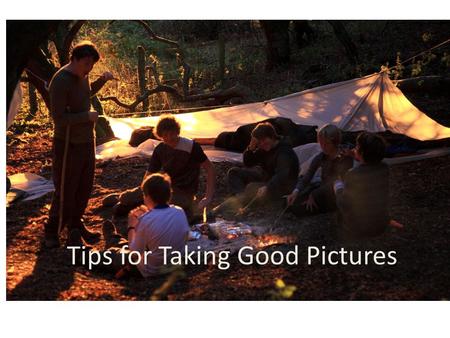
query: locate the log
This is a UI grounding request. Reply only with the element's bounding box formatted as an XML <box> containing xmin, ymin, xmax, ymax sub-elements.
<box><xmin>183</xmin><ymin>84</ymin><xmax>250</xmax><ymax>104</ymax></box>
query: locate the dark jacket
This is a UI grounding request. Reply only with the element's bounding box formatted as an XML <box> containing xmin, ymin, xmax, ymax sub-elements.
<box><xmin>243</xmin><ymin>140</ymin><xmax>299</xmax><ymax>197</ymax></box>
<box><xmin>335</xmin><ymin>162</ymin><xmax>390</xmax><ymax>238</ymax></box>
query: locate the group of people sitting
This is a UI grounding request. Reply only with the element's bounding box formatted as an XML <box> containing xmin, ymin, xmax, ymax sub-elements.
<box><xmin>91</xmin><ymin>114</ymin><xmax>389</xmax><ymax>276</ymax></box>
<box><xmin>214</xmin><ymin>120</ymin><xmax>389</xmax><ymax>240</ymax></box>
<box><xmin>66</xmin><ymin>114</ymin><xmax>391</xmax><ymax>278</ymax></box>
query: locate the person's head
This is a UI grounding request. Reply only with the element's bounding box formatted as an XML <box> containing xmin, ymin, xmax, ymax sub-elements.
<box><xmin>141</xmin><ymin>173</ymin><xmax>172</xmax><ymax>208</ymax></box>
<box><xmin>251</xmin><ymin>122</ymin><xmax>279</xmax><ymax>151</ymax></box>
<box><xmin>355</xmin><ymin>132</ymin><xmax>386</xmax><ymax>164</ymax></box>
<box><xmin>317</xmin><ymin>124</ymin><xmax>341</xmax><ymax>155</ymax></box>
<box><xmin>70</xmin><ymin>41</ymin><xmax>100</xmax><ymax>76</ymax></box>
<box><xmin>155</xmin><ymin>114</ymin><xmax>181</xmax><ymax>148</ymax></box>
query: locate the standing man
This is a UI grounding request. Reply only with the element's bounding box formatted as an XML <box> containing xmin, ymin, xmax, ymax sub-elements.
<box><xmin>45</xmin><ymin>41</ymin><xmax>115</xmax><ymax>248</ymax></box>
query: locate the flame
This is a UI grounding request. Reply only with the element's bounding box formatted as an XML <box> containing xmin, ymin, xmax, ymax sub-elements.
<box><xmin>203</xmin><ymin>207</ymin><xmax>207</xmax><ymax>224</ymax></box>
<box><xmin>256</xmin><ymin>234</ymin><xmax>293</xmax><ymax>248</ymax></box>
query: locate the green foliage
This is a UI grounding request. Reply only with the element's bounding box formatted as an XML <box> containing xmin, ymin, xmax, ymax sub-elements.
<box><xmin>9</xmin><ymin>20</ymin><xmax>450</xmax><ymax>135</ymax></box>
<box><xmin>410</xmin><ymin>52</ymin><xmax>437</xmax><ymax>77</ymax></box>
<box><xmin>391</xmin><ymin>52</ymin><xmax>404</xmax><ymax>80</ymax></box>
<box><xmin>422</xmin><ymin>32</ymin><xmax>432</xmax><ymax>43</ymax></box>
<box><xmin>269</xmin><ymin>278</ymin><xmax>297</xmax><ymax>300</ymax></box>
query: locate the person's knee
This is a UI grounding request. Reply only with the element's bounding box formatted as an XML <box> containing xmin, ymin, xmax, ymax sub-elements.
<box><xmin>245</xmin><ymin>182</ymin><xmax>264</xmax><ymax>194</ymax></box>
<box><xmin>171</xmin><ymin>193</ymin><xmax>193</xmax><ymax>211</ymax></box>
<box><xmin>119</xmin><ymin>186</ymin><xmax>143</xmax><ymax>206</ymax></box>
<box><xmin>227</xmin><ymin>167</ymin><xmax>243</xmax><ymax>180</ymax></box>
<box><xmin>227</xmin><ymin>167</ymin><xmax>247</xmax><ymax>194</ymax></box>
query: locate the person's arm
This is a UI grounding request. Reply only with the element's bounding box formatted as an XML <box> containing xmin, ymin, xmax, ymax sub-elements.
<box><xmin>190</xmin><ymin>142</ymin><xmax>215</xmax><ymax>209</ymax></box>
<box><xmin>295</xmin><ymin>153</ymin><xmax>322</xmax><ymax>192</ymax></box>
<box><xmin>337</xmin><ymin>155</ymin><xmax>354</xmax><ymax>178</ymax></box>
<box><xmin>128</xmin><ymin>206</ymin><xmax>148</xmax><ymax>247</ymax></box>
<box><xmin>129</xmin><ymin>225</ymin><xmax>146</xmax><ymax>254</ymax></box>
<box><xmin>144</xmin><ymin>148</ymin><xmax>162</xmax><ymax>179</ymax></box>
<box><xmin>49</xmin><ymin>76</ymin><xmax>94</xmax><ymax>126</ymax></box>
<box><xmin>242</xmin><ymin>149</ymin><xmax>262</xmax><ymax>167</ymax></box>
<box><xmin>242</xmin><ymin>137</ymin><xmax>262</xmax><ymax>167</ymax></box>
<box><xmin>287</xmin><ymin>153</ymin><xmax>322</xmax><ymax>206</ymax></box>
<box><xmin>178</xmin><ymin>209</ymin><xmax>191</xmax><ymax>243</ymax></box>
<box><xmin>334</xmin><ymin>172</ymin><xmax>351</xmax><ymax>215</ymax></box>
<box><xmin>334</xmin><ymin>186</ymin><xmax>346</xmax><ymax>212</ymax></box>
<box><xmin>90</xmin><ymin>72</ymin><xmax>114</xmax><ymax>97</ymax></box>
<box><xmin>198</xmin><ymin>159</ymin><xmax>216</xmax><ymax>209</ymax></box>
<box><xmin>127</xmin><ymin>208</ymin><xmax>139</xmax><ymax>244</ymax></box>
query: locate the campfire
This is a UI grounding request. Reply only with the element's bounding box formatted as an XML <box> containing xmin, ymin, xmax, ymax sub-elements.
<box><xmin>190</xmin><ymin>214</ymin><xmax>295</xmax><ymax>254</ymax></box>
<box><xmin>256</xmin><ymin>234</ymin><xmax>294</xmax><ymax>248</ymax></box>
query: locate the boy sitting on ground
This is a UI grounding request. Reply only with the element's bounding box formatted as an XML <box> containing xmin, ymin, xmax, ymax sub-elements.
<box><xmin>76</xmin><ymin>173</ymin><xmax>190</xmax><ymax>277</ymax></box>
<box><xmin>286</xmin><ymin>124</ymin><xmax>353</xmax><ymax>216</ymax></box>
<box><xmin>110</xmin><ymin>114</ymin><xmax>216</xmax><ymax>221</ymax></box>
<box><xmin>333</xmin><ymin>132</ymin><xmax>389</xmax><ymax>239</ymax></box>
<box><xmin>215</xmin><ymin>122</ymin><xmax>299</xmax><ymax>215</ymax></box>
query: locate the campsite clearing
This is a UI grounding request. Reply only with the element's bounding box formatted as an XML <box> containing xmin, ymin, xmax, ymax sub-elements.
<box><xmin>6</xmin><ymin>129</ymin><xmax>450</xmax><ymax>300</ymax></box>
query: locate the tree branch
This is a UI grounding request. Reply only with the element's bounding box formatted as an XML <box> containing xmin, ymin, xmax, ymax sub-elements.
<box><xmin>101</xmin><ymin>83</ymin><xmax>250</xmax><ymax>112</ymax></box>
<box><xmin>99</xmin><ymin>96</ymin><xmax>133</xmax><ymax>110</ymax></box>
<box><xmin>100</xmin><ymin>84</ymin><xmax>183</xmax><ymax>111</ymax></box>
<box><xmin>133</xmin><ymin>20</ymin><xmax>180</xmax><ymax>49</ymax></box>
<box><xmin>183</xmin><ymin>84</ymin><xmax>249</xmax><ymax>103</ymax></box>
<box><xmin>61</xmin><ymin>20</ymin><xmax>87</xmax><ymax>64</ymax></box>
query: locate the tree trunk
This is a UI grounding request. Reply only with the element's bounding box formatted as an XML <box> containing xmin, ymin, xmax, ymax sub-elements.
<box><xmin>217</xmin><ymin>34</ymin><xmax>225</xmax><ymax>88</ymax></box>
<box><xmin>328</xmin><ymin>21</ymin><xmax>359</xmax><ymax>65</ymax></box>
<box><xmin>137</xmin><ymin>46</ymin><xmax>149</xmax><ymax>111</ymax></box>
<box><xmin>27</xmin><ymin>82</ymin><xmax>38</xmax><ymax>121</ymax></box>
<box><xmin>6</xmin><ymin>20</ymin><xmax>59</xmax><ymax>114</ymax></box>
<box><xmin>260</xmin><ymin>20</ymin><xmax>291</xmax><ymax>71</ymax></box>
<box><xmin>25</xmin><ymin>47</ymin><xmax>58</xmax><ymax>108</ymax></box>
<box><xmin>91</xmin><ymin>95</ymin><xmax>104</xmax><ymax>115</ymax></box>
<box><xmin>25</xmin><ymin>20</ymin><xmax>86</xmax><ymax>111</ymax></box>
<box><xmin>293</xmin><ymin>21</ymin><xmax>315</xmax><ymax>48</ymax></box>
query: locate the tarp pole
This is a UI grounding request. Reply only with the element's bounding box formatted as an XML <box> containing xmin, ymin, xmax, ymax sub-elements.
<box><xmin>58</xmin><ymin>125</ymin><xmax>71</xmax><ymax>235</ymax></box>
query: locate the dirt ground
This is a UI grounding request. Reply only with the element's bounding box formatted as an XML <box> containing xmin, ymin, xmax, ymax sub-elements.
<box><xmin>6</xmin><ymin>126</ymin><xmax>450</xmax><ymax>300</ymax></box>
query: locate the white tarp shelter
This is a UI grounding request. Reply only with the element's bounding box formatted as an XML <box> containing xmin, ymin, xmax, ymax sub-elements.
<box><xmin>97</xmin><ymin>72</ymin><xmax>450</xmax><ymax>161</ymax></box>
<box><xmin>8</xmin><ymin>72</ymin><xmax>450</xmax><ymax>203</ymax></box>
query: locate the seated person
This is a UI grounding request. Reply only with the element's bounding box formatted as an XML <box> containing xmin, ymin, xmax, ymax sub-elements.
<box><xmin>216</xmin><ymin>122</ymin><xmax>299</xmax><ymax>215</ymax></box>
<box><xmin>113</xmin><ymin>114</ymin><xmax>216</xmax><ymax>221</ymax></box>
<box><xmin>333</xmin><ymin>132</ymin><xmax>389</xmax><ymax>240</ymax></box>
<box><xmin>74</xmin><ymin>173</ymin><xmax>190</xmax><ymax>278</ymax></box>
<box><xmin>286</xmin><ymin>124</ymin><xmax>353</xmax><ymax>216</ymax></box>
